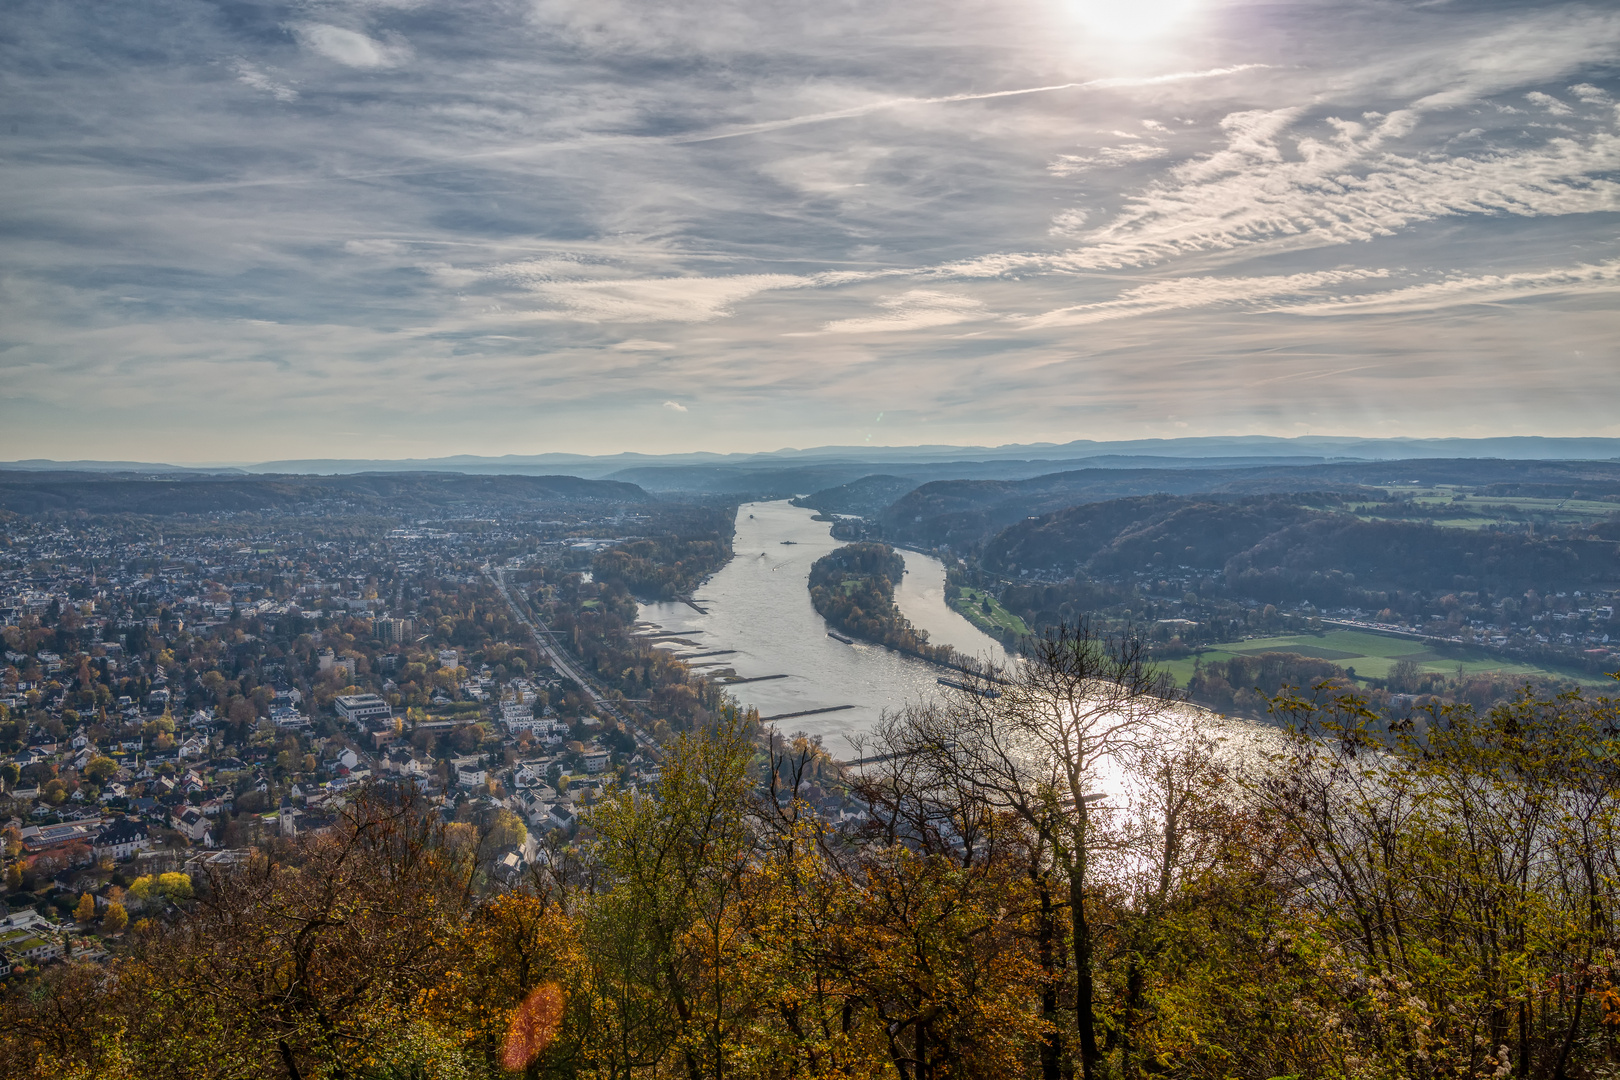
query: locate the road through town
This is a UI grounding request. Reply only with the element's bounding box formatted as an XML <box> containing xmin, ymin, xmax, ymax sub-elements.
<box><xmin>483</xmin><ymin>564</ymin><xmax>632</xmax><ymax>729</ymax></box>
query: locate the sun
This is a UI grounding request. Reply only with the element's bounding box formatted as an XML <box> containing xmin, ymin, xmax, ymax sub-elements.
<box><xmin>1068</xmin><ymin>0</ymin><xmax>1200</xmax><ymax>42</ymax></box>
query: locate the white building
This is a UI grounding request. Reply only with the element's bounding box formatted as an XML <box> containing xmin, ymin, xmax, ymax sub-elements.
<box><xmin>173</xmin><ymin>807</ymin><xmax>212</xmax><ymax>845</ymax></box>
<box><xmin>335</xmin><ymin>694</ymin><xmax>391</xmax><ymax>727</ymax></box>
<box><xmin>93</xmin><ymin>819</ymin><xmax>152</xmax><ymax>861</ymax></box>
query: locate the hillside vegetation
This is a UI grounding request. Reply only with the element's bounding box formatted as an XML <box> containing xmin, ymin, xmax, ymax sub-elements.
<box><xmin>985</xmin><ymin>494</ymin><xmax>1620</xmax><ymax>600</ymax></box>
<box><xmin>879</xmin><ymin>458</ymin><xmax>1620</xmax><ymax>549</ymax></box>
<box><xmin>9</xmin><ymin>644</ymin><xmax>1620</xmax><ymax>1080</ymax></box>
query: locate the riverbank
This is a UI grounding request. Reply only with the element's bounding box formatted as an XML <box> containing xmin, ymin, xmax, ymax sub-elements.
<box><xmin>635</xmin><ymin>501</ymin><xmax>1005</xmax><ymax>755</ymax></box>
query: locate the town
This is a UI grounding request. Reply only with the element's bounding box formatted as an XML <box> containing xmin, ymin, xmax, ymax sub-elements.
<box><xmin>0</xmin><ymin>492</ymin><xmax>781</xmax><ymax>971</ymax></box>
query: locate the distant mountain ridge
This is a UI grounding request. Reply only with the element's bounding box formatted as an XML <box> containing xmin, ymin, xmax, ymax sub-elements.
<box><xmin>6</xmin><ymin>435</ymin><xmax>1619</xmax><ymax>481</ymax></box>
<box><xmin>0</xmin><ymin>473</ymin><xmax>650</xmax><ymax>517</ymax></box>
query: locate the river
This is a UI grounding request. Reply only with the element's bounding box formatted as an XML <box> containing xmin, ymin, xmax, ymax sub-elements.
<box><xmin>637</xmin><ymin>500</ymin><xmax>1009</xmax><ymax>757</ymax></box>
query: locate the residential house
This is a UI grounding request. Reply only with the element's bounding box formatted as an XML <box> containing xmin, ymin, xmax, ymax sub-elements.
<box><xmin>93</xmin><ymin>818</ymin><xmax>152</xmax><ymax>861</ymax></box>
<box><xmin>0</xmin><ymin>927</ymin><xmax>63</xmax><ymax>965</ymax></box>
<box><xmin>173</xmin><ymin>806</ymin><xmax>212</xmax><ymax>845</ymax></box>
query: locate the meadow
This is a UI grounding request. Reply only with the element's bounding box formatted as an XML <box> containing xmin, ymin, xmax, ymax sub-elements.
<box><xmin>1156</xmin><ymin>626</ymin><xmax>1605</xmax><ymax>688</ymax></box>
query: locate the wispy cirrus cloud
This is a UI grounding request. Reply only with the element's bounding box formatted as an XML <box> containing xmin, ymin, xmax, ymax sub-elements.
<box><xmin>1047</xmin><ymin>143</ymin><xmax>1170</xmax><ymax>176</ymax></box>
<box><xmin>1272</xmin><ymin>260</ymin><xmax>1620</xmax><ymax>316</ymax></box>
<box><xmin>670</xmin><ymin>65</ymin><xmax>1272</xmax><ymax>145</ymax></box>
<box><xmin>524</xmin><ymin>275</ymin><xmax>807</xmax><ymax>323</ymax></box>
<box><xmin>1053</xmin><ymin>115</ymin><xmax>1620</xmax><ymax>270</ymax></box>
<box><xmin>231</xmin><ymin>59</ymin><xmax>298</xmax><ymax>102</ymax></box>
<box><xmin>1025</xmin><ymin>269</ymin><xmax>1392</xmax><ymax>327</ymax></box>
<box><xmin>3</xmin><ymin>0</ymin><xmax>1620</xmax><ymax>460</ymax></box>
<box><xmin>820</xmin><ymin>290</ymin><xmax>990</xmax><ymax>334</ymax></box>
<box><xmin>291</xmin><ymin>23</ymin><xmax>414</xmax><ymax>69</ymax></box>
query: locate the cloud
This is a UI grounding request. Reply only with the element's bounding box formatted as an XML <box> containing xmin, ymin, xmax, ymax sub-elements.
<box><xmin>1048</xmin><ymin>209</ymin><xmax>1090</xmax><ymax>237</ymax></box>
<box><xmin>759</xmin><ymin>148</ymin><xmax>888</xmax><ymax>196</ymax></box>
<box><xmin>231</xmin><ymin>60</ymin><xmax>298</xmax><ymax>102</ymax></box>
<box><xmin>1526</xmin><ymin>91</ymin><xmax>1574</xmax><ymax>116</ymax></box>
<box><xmin>821</xmin><ymin>290</ymin><xmax>989</xmax><ymax>333</ymax></box>
<box><xmin>292</xmin><ymin>23</ymin><xmax>413</xmax><ymax>68</ymax></box>
<box><xmin>1271</xmin><ymin>260</ymin><xmax>1620</xmax><ymax>316</ymax></box>
<box><xmin>343</xmin><ymin>239</ymin><xmax>403</xmax><ymax>256</ymax></box>
<box><xmin>1026</xmin><ymin>269</ymin><xmax>1391</xmax><ymax>327</ymax></box>
<box><xmin>662</xmin><ymin>400</ymin><xmax>688</xmax><ymax>412</ymax></box>
<box><xmin>5</xmin><ymin>0</ymin><xmax>1620</xmax><ymax>459</ymax></box>
<box><xmin>671</xmin><ymin>65</ymin><xmax>1270</xmax><ymax>145</ymax></box>
<box><xmin>1053</xmin><ymin>113</ymin><xmax>1620</xmax><ymax>269</ymax></box>
<box><xmin>525</xmin><ymin>276</ymin><xmax>805</xmax><ymax>323</ymax></box>
<box><xmin>1047</xmin><ymin>143</ymin><xmax>1170</xmax><ymax>176</ymax></box>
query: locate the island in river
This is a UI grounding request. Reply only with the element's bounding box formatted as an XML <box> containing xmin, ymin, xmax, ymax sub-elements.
<box><xmin>636</xmin><ymin>500</ymin><xmax>1008</xmax><ymax>756</ymax></box>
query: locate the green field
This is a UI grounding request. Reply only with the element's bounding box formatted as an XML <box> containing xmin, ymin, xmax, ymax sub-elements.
<box><xmin>1347</xmin><ymin>489</ymin><xmax>1620</xmax><ymax>531</ymax></box>
<box><xmin>1156</xmin><ymin>627</ymin><xmax>1605</xmax><ymax>688</ymax></box>
<box><xmin>951</xmin><ymin>587</ymin><xmax>1029</xmax><ymax>638</ymax></box>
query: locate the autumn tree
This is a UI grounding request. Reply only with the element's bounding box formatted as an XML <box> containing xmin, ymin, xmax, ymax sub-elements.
<box><xmin>584</xmin><ymin>708</ymin><xmax>757</xmax><ymax>1077</ymax></box>
<box><xmin>892</xmin><ymin>622</ymin><xmax>1178</xmax><ymax>1080</ymax></box>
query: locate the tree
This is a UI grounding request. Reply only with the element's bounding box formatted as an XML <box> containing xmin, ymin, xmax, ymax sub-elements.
<box><xmin>893</xmin><ymin>621</ymin><xmax>1179</xmax><ymax>1080</ymax></box>
<box><xmin>586</xmin><ymin>709</ymin><xmax>757</xmax><ymax>1077</ymax></box>
<box><xmin>73</xmin><ymin>893</ymin><xmax>96</xmax><ymax>923</ymax></box>
<box><xmin>83</xmin><ymin>757</ymin><xmax>117</xmax><ymax>785</ymax></box>
<box><xmin>1257</xmin><ymin>683</ymin><xmax>1620</xmax><ymax>1079</ymax></box>
<box><xmin>101</xmin><ymin>903</ymin><xmax>127</xmax><ymax>934</ymax></box>
<box><xmin>118</xmin><ymin>787</ymin><xmax>478</xmax><ymax>1079</ymax></box>
<box><xmin>427</xmin><ymin>892</ymin><xmax>585</xmax><ymax>1077</ymax></box>
<box><xmin>748</xmin><ymin>735</ymin><xmax>1049</xmax><ymax>1080</ymax></box>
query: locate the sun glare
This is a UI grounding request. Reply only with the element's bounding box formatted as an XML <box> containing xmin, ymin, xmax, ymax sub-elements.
<box><xmin>1069</xmin><ymin>0</ymin><xmax>1199</xmax><ymax>42</ymax></box>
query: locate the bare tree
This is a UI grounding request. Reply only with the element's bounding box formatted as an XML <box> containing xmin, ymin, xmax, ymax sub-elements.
<box><xmin>879</xmin><ymin>621</ymin><xmax>1180</xmax><ymax>1080</ymax></box>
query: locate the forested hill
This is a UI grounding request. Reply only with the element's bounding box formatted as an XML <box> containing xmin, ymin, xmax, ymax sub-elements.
<box><xmin>881</xmin><ymin>458</ymin><xmax>1620</xmax><ymax>548</ymax></box>
<box><xmin>985</xmin><ymin>494</ymin><xmax>1620</xmax><ymax>599</ymax></box>
<box><xmin>790</xmin><ymin>474</ymin><xmax>921</xmax><ymax>518</ymax></box>
<box><xmin>0</xmin><ymin>472</ymin><xmax>652</xmax><ymax>517</ymax></box>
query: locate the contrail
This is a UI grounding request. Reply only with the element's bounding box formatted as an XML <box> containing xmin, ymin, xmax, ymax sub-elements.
<box><xmin>671</xmin><ymin>64</ymin><xmax>1272</xmax><ymax>144</ymax></box>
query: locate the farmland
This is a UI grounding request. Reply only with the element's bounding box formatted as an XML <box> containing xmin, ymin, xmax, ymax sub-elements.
<box><xmin>1155</xmin><ymin>626</ymin><xmax>1609</xmax><ymax>689</ymax></box>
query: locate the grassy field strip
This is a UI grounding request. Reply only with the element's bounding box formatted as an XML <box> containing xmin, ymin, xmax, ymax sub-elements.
<box><xmin>950</xmin><ymin>587</ymin><xmax>1029</xmax><ymax>637</ymax></box>
<box><xmin>1156</xmin><ymin>626</ymin><xmax>1608</xmax><ymax>687</ymax></box>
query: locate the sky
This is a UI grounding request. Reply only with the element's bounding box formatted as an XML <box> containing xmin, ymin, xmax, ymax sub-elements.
<box><xmin>2</xmin><ymin>0</ymin><xmax>1618</xmax><ymax>463</ymax></box>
